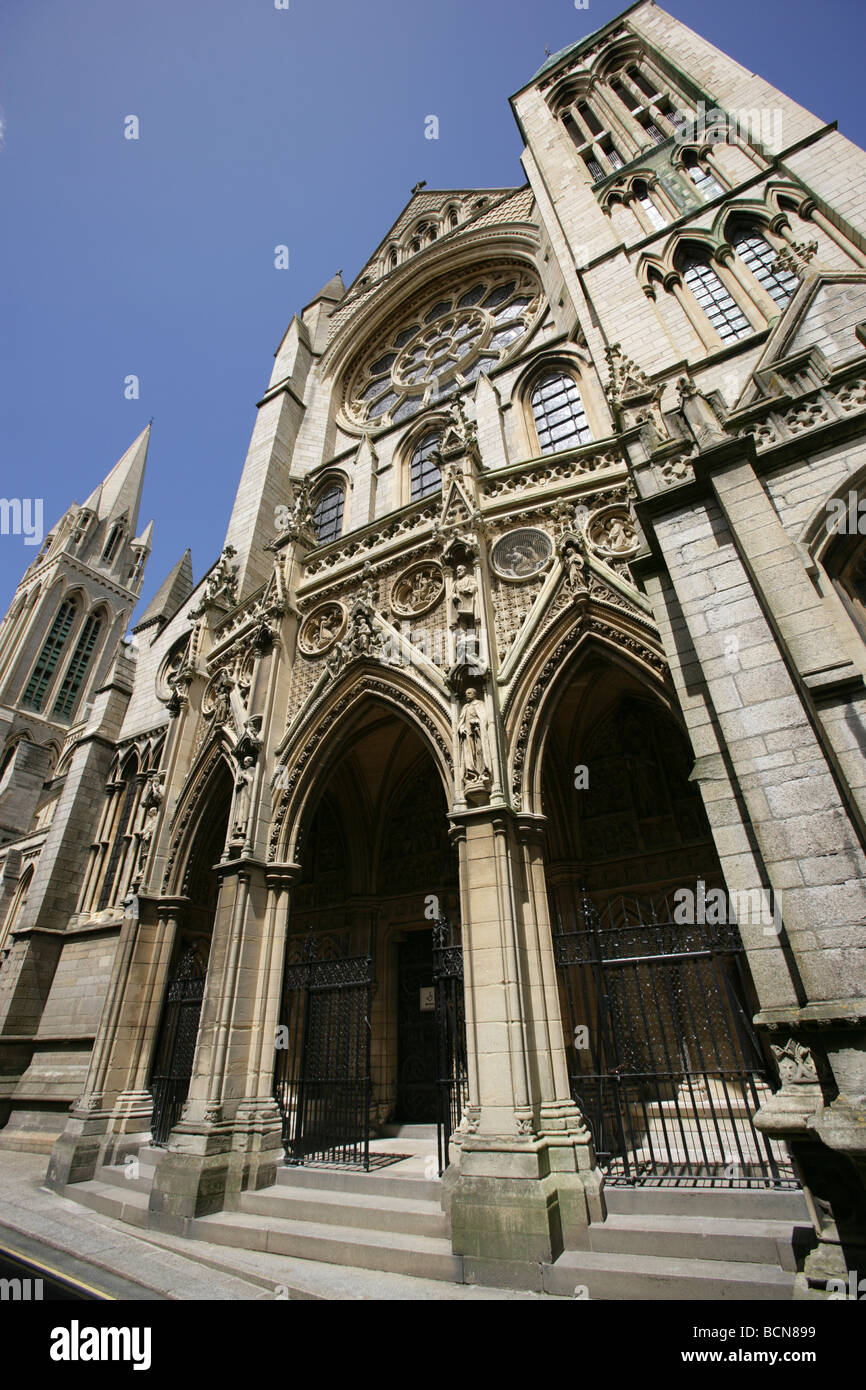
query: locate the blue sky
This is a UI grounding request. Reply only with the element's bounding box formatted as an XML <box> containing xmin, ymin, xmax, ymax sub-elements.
<box><xmin>1</xmin><ymin>0</ymin><xmax>864</xmax><ymax>621</ymax></box>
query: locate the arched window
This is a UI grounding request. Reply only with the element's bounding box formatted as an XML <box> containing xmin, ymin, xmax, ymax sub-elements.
<box><xmin>97</xmin><ymin>759</ymin><xmax>139</xmax><ymax>910</ymax></box>
<box><xmin>679</xmin><ymin>252</ymin><xmax>751</xmax><ymax>343</ymax></box>
<box><xmin>683</xmin><ymin>150</ymin><xmax>724</xmax><ymax>200</ymax></box>
<box><xmin>627</xmin><ymin>65</ymin><xmax>660</xmax><ymax>102</ymax></box>
<box><xmin>102</xmin><ymin>525</ymin><xmax>123</xmax><ymax>563</ymax></box>
<box><xmin>1</xmin><ymin>865</ymin><xmax>33</xmax><ymax>956</ymax></box>
<box><xmin>825</xmin><ymin>533</ymin><xmax>866</xmax><ymax>643</ymax></box>
<box><xmin>388</xmin><ymin>248</ymin><xmax>398</xmax><ymax>271</ymax></box>
<box><xmin>409</xmin><ymin>433</ymin><xmax>442</xmax><ymax>500</ymax></box>
<box><xmin>634</xmin><ymin>180</ymin><xmax>665</xmax><ymax>229</ymax></box>
<box><xmin>730</xmin><ymin>225</ymin><xmax>798</xmax><ymax>310</ymax></box>
<box><xmin>52</xmin><ymin>611</ymin><xmax>103</xmax><ymax>719</ymax></box>
<box><xmin>22</xmin><ymin>598</ymin><xmax>77</xmax><ymax>710</ymax></box>
<box><xmin>530</xmin><ymin>371</ymin><xmax>593</xmax><ymax>454</ymax></box>
<box><xmin>312</xmin><ymin>485</ymin><xmax>345</xmax><ymax>544</ymax></box>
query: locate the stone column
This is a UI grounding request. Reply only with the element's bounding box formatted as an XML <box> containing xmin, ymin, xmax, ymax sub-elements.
<box><xmin>46</xmin><ymin>895</ymin><xmax>180</xmax><ymax>1185</ymax></box>
<box><xmin>633</xmin><ymin>434</ymin><xmax>866</xmax><ymax>1279</ymax></box>
<box><xmin>146</xmin><ymin>860</ymin><xmax>287</xmax><ymax>1229</ymax></box>
<box><xmin>444</xmin><ymin>807</ymin><xmax>602</xmax><ymax>1290</ymax></box>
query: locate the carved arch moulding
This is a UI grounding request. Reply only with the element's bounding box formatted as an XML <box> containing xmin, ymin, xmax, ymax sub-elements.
<box><xmin>268</xmin><ymin>672</ymin><xmax>455</xmax><ymax>865</ymax></box>
<box><xmin>506</xmin><ymin>611</ymin><xmax>669</xmax><ymax>814</ymax></box>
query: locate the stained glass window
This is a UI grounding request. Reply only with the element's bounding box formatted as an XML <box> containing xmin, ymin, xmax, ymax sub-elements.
<box><xmin>732</xmin><ymin>227</ymin><xmax>798</xmax><ymax>309</ymax></box>
<box><xmin>410</xmin><ymin>434</ymin><xmax>442</xmax><ymax>500</ymax></box>
<box><xmin>681</xmin><ymin>255</ymin><xmax>751</xmax><ymax>342</ymax></box>
<box><xmin>531</xmin><ymin>373</ymin><xmax>593</xmax><ymax>454</ymax></box>
<box><xmin>313</xmin><ymin>486</ymin><xmax>345</xmax><ymax>544</ymax></box>
<box><xmin>347</xmin><ymin>270</ymin><xmax>540</xmax><ymax>429</ymax></box>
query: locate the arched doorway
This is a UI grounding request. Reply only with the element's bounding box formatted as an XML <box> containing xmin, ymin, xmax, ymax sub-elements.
<box><xmin>541</xmin><ymin>659</ymin><xmax>793</xmax><ymax>1187</ymax></box>
<box><xmin>149</xmin><ymin>762</ymin><xmax>232</xmax><ymax>1145</ymax></box>
<box><xmin>273</xmin><ymin>702</ymin><xmax>463</xmax><ymax>1170</ymax></box>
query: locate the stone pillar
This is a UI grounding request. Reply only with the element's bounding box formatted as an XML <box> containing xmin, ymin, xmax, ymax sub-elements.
<box><xmin>46</xmin><ymin>895</ymin><xmax>180</xmax><ymax>1185</ymax></box>
<box><xmin>633</xmin><ymin>434</ymin><xmax>866</xmax><ymax>1280</ymax></box>
<box><xmin>146</xmin><ymin>860</ymin><xmax>287</xmax><ymax>1229</ymax></box>
<box><xmin>444</xmin><ymin>808</ymin><xmax>602</xmax><ymax>1290</ymax></box>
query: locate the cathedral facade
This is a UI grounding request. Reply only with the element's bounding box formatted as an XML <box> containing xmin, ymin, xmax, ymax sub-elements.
<box><xmin>2</xmin><ymin>1</ymin><xmax>866</xmax><ymax>1296</ymax></box>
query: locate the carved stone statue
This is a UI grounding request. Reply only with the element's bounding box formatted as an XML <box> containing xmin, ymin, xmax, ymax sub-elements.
<box><xmin>202</xmin><ymin>546</ymin><xmax>239</xmax><ymax>610</ymax></box>
<box><xmin>560</xmin><ymin>535</ymin><xmax>588</xmax><ymax>595</ymax></box>
<box><xmin>458</xmin><ymin>687</ymin><xmax>492</xmax><ymax>796</ymax></box>
<box><xmin>232</xmin><ymin>755</ymin><xmax>256</xmax><ymax>840</ymax></box>
<box><xmin>452</xmin><ymin>564</ymin><xmax>479</xmax><ymax>627</ymax></box>
<box><xmin>208</xmin><ymin>668</ymin><xmax>233</xmax><ymax>728</ymax></box>
<box><xmin>594</xmin><ymin>513</ymin><xmax>638</xmax><ymax>555</ymax></box>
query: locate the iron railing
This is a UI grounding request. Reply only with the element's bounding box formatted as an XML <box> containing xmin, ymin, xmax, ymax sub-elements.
<box><xmin>433</xmin><ymin>915</ymin><xmax>469</xmax><ymax>1174</ymax></box>
<box><xmin>149</xmin><ymin>942</ymin><xmax>207</xmax><ymax>1147</ymax></box>
<box><xmin>273</xmin><ymin>934</ymin><xmax>374</xmax><ymax>1169</ymax></box>
<box><xmin>550</xmin><ymin>884</ymin><xmax>797</xmax><ymax>1188</ymax></box>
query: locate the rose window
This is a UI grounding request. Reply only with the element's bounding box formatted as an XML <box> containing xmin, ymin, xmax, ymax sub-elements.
<box><xmin>345</xmin><ymin>268</ymin><xmax>542</xmax><ymax>428</ymax></box>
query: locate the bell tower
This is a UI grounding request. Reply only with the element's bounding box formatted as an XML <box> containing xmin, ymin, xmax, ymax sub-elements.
<box><xmin>0</xmin><ymin>425</ymin><xmax>153</xmax><ymax>842</ymax></box>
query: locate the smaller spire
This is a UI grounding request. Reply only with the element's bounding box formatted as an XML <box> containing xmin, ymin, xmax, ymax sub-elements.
<box><xmin>133</xmin><ymin>548</ymin><xmax>193</xmax><ymax>634</ymax></box>
<box><xmin>135</xmin><ymin>518</ymin><xmax>155</xmax><ymax>550</ymax></box>
<box><xmin>305</xmin><ymin>271</ymin><xmax>346</xmax><ymax>308</ymax></box>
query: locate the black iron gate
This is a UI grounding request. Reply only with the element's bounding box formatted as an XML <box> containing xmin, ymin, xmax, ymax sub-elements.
<box><xmin>550</xmin><ymin>885</ymin><xmax>797</xmax><ymax>1187</ymax></box>
<box><xmin>150</xmin><ymin>942</ymin><xmax>207</xmax><ymax>1146</ymax></box>
<box><xmin>273</xmin><ymin>934</ymin><xmax>374</xmax><ymax>1168</ymax></box>
<box><xmin>433</xmin><ymin>915</ymin><xmax>469</xmax><ymax>1175</ymax></box>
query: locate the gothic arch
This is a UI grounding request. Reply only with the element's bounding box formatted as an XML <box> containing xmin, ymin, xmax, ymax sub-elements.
<box><xmin>270</xmin><ymin>665</ymin><xmax>454</xmax><ymax>865</ymax></box>
<box><xmin>505</xmin><ymin>602</ymin><xmax>670</xmax><ymax>816</ymax></box>
<box><xmin>1</xmin><ymin>864</ymin><xmax>34</xmax><ymax>951</ymax></box>
<box><xmin>161</xmin><ymin>748</ymin><xmax>234</xmax><ymax>897</ymax></box>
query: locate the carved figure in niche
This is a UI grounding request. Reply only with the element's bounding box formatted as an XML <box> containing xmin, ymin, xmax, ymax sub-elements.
<box><xmin>458</xmin><ymin>687</ymin><xmax>491</xmax><ymax>794</ymax></box>
<box><xmin>312</xmin><ymin>609</ymin><xmax>338</xmax><ymax>649</ymax></box>
<box><xmin>452</xmin><ymin>564</ymin><xmax>478</xmax><ymax>627</ymax></box>
<box><xmin>596</xmin><ymin>513</ymin><xmax>638</xmax><ymax>555</ymax></box>
<box><xmin>561</xmin><ymin>535</ymin><xmax>588</xmax><ymax>595</ymax></box>
<box><xmin>393</xmin><ymin>563</ymin><xmax>443</xmax><ymax>616</ymax></box>
<box><xmin>208</xmin><ymin>668</ymin><xmax>233</xmax><ymax>727</ymax></box>
<box><xmin>232</xmin><ymin>756</ymin><xmax>256</xmax><ymax>840</ymax></box>
<box><xmin>300</xmin><ymin>604</ymin><xmax>343</xmax><ymax>654</ymax></box>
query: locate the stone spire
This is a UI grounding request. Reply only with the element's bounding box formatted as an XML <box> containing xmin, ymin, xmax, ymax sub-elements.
<box><xmin>83</xmin><ymin>423</ymin><xmax>150</xmax><ymax>532</ymax></box>
<box><xmin>133</xmin><ymin>548</ymin><xmax>194</xmax><ymax>634</ymax></box>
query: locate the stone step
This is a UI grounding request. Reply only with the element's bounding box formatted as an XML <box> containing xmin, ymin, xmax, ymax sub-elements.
<box><xmin>275</xmin><ymin>1164</ymin><xmax>441</xmax><ymax>1202</ymax></box>
<box><xmin>69</xmin><ymin>1179</ymin><xmax>152</xmax><ymax>1229</ymax></box>
<box><xmin>189</xmin><ymin>1208</ymin><xmax>463</xmax><ymax>1284</ymax></box>
<box><xmin>543</xmin><ymin>1248</ymin><xmax>796</xmax><ymax>1301</ymax></box>
<box><xmin>378</xmin><ymin>1124</ymin><xmax>438</xmax><ymax>1140</ymax></box>
<box><xmin>588</xmin><ymin>1212</ymin><xmax>799</xmax><ymax>1269</ymax></box>
<box><xmin>603</xmin><ymin>1184</ymin><xmax>809</xmax><ymax>1222</ymax></box>
<box><xmin>236</xmin><ymin>1184</ymin><xmax>448</xmax><ymax>1239</ymax></box>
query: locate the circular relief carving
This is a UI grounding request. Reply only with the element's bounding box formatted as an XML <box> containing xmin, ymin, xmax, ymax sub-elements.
<box><xmin>391</xmin><ymin>562</ymin><xmax>445</xmax><ymax>617</ymax></box>
<box><xmin>156</xmin><ymin>638</ymin><xmax>189</xmax><ymax>702</ymax></box>
<box><xmin>587</xmin><ymin>509</ymin><xmax>639</xmax><ymax>560</ymax></box>
<box><xmin>491</xmin><ymin>528</ymin><xmax>553</xmax><ymax>581</ymax></box>
<box><xmin>298</xmin><ymin>602</ymin><xmax>346</xmax><ymax>656</ymax></box>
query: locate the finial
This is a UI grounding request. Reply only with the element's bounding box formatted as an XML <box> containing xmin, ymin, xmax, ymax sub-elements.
<box><xmin>411</xmin><ymin>180</ymin><xmax>427</xmax><ymax>195</ymax></box>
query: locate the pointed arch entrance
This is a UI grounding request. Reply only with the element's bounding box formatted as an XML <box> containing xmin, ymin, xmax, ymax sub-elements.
<box><xmin>273</xmin><ymin>699</ymin><xmax>463</xmax><ymax>1169</ymax></box>
<box><xmin>149</xmin><ymin>761</ymin><xmax>232</xmax><ymax>1145</ymax></box>
<box><xmin>540</xmin><ymin>654</ymin><xmax>794</xmax><ymax>1187</ymax></box>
